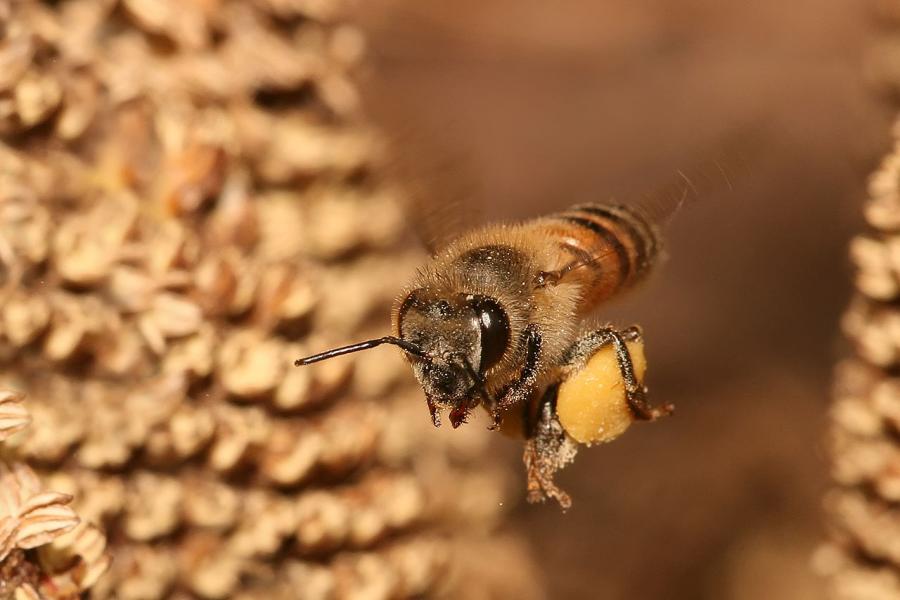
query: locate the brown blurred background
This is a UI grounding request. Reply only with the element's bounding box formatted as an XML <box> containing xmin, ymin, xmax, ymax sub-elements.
<box><xmin>354</xmin><ymin>1</ymin><xmax>890</xmax><ymax>598</ymax></box>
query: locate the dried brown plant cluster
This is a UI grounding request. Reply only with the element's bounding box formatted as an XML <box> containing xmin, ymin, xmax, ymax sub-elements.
<box><xmin>819</xmin><ymin>126</ymin><xmax>900</xmax><ymax>598</ymax></box>
<box><xmin>0</xmin><ymin>1</ymin><xmax>537</xmax><ymax>598</ymax></box>
<box><xmin>816</xmin><ymin>4</ymin><xmax>900</xmax><ymax>597</ymax></box>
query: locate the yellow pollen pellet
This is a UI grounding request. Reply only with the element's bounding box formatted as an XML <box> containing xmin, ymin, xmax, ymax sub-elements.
<box><xmin>556</xmin><ymin>340</ymin><xmax>646</xmax><ymax>445</ymax></box>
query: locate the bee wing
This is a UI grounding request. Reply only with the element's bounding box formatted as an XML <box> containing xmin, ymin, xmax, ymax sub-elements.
<box><xmin>373</xmin><ymin>122</ymin><xmax>486</xmax><ymax>255</ymax></box>
<box><xmin>559</xmin><ymin>129</ymin><xmax>759</xmax><ymax>282</ymax></box>
<box><xmin>627</xmin><ymin>126</ymin><xmax>758</xmax><ymax>228</ymax></box>
<box><xmin>358</xmin><ymin>7</ymin><xmax>489</xmax><ymax>255</ymax></box>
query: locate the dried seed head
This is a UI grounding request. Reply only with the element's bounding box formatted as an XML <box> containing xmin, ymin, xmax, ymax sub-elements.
<box><xmin>0</xmin><ymin>0</ymin><xmax>538</xmax><ymax>595</ymax></box>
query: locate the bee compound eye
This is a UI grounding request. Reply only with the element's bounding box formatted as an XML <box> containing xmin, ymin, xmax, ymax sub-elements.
<box><xmin>470</xmin><ymin>296</ymin><xmax>510</xmax><ymax>371</ymax></box>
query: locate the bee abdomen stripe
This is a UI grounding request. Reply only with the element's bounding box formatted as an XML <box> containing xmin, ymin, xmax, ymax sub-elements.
<box><xmin>571</xmin><ymin>204</ymin><xmax>657</xmax><ymax>272</ymax></box>
<box><xmin>559</xmin><ymin>215</ymin><xmax>631</xmax><ymax>281</ymax></box>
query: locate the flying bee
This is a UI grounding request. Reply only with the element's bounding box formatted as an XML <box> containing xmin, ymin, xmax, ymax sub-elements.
<box><xmin>296</xmin><ymin>194</ymin><xmax>684</xmax><ymax>507</ymax></box>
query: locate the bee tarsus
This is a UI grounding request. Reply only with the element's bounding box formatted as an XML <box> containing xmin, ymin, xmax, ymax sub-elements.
<box><xmin>524</xmin><ymin>388</ymin><xmax>576</xmax><ymax>510</ymax></box>
<box><xmin>426</xmin><ymin>396</ymin><xmax>441</xmax><ymax>428</ymax></box>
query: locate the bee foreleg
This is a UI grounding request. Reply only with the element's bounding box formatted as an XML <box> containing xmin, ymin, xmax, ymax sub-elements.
<box><xmin>564</xmin><ymin>326</ymin><xmax>673</xmax><ymax>421</ymax></box>
<box><xmin>426</xmin><ymin>396</ymin><xmax>442</xmax><ymax>428</ymax></box>
<box><xmin>523</xmin><ymin>386</ymin><xmax>576</xmax><ymax>510</ymax></box>
<box><xmin>494</xmin><ymin>326</ymin><xmax>542</xmax><ymax>426</ymax></box>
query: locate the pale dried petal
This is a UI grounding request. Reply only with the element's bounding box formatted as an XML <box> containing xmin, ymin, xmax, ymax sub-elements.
<box><xmin>123</xmin><ymin>0</ymin><xmax>211</xmax><ymax>50</ymax></box>
<box><xmin>145</xmin><ymin>220</ymin><xmax>195</xmax><ymax>277</ymax></box>
<box><xmin>112</xmin><ymin>544</ymin><xmax>179</xmax><ymax>599</ymax></box>
<box><xmin>253</xmin><ymin>265</ymin><xmax>317</xmax><ymax>330</ymax></box>
<box><xmin>0</xmin><ymin>390</ymin><xmax>30</xmax><ymax>441</ymax></box>
<box><xmin>181</xmin><ymin>534</ymin><xmax>243</xmax><ymax>599</ymax></box>
<box><xmin>2</xmin><ymin>293</ymin><xmax>50</xmax><ymax>347</ymax></box>
<box><xmin>295</xmin><ymin>491</ymin><xmax>349</xmax><ymax>553</ymax></box>
<box><xmin>159</xmin><ymin>144</ymin><xmax>227</xmax><ymax>215</ymax></box>
<box><xmin>43</xmin><ymin>297</ymin><xmax>89</xmax><ymax>361</ymax></box>
<box><xmin>206</xmin><ymin>172</ymin><xmax>258</xmax><ymax>249</ymax></box>
<box><xmin>95</xmin><ymin>325</ymin><xmax>147</xmax><ymax>376</ymax></box>
<box><xmin>107</xmin><ymin>266</ymin><xmax>156</xmax><ymax>313</ymax></box>
<box><xmin>0</xmin><ymin>462</ymin><xmax>42</xmax><ymax>517</ymax></box>
<box><xmin>20</xmin><ymin>388</ymin><xmax>85</xmax><ymax>463</ymax></box>
<box><xmin>182</xmin><ymin>478</ymin><xmax>239</xmax><ymax>530</ymax></box>
<box><xmin>13</xmin><ymin>584</ymin><xmax>40</xmax><ymax>600</ymax></box>
<box><xmin>124</xmin><ymin>472</ymin><xmax>183</xmax><ymax>541</ymax></box>
<box><xmin>218</xmin><ymin>329</ymin><xmax>284</xmax><ymax>398</ymax></box>
<box><xmin>255</xmin><ymin>193</ymin><xmax>307</xmax><ymax>261</ymax></box>
<box><xmin>229</xmin><ymin>490</ymin><xmax>297</xmax><ymax>558</ymax></box>
<box><xmin>261</xmin><ymin>425</ymin><xmax>322</xmax><ymax>486</ymax></box>
<box><xmin>169</xmin><ymin>404</ymin><xmax>216</xmax><ymax>459</ymax></box>
<box><xmin>148</xmin><ymin>293</ymin><xmax>203</xmax><ymax>338</ymax></box>
<box><xmin>19</xmin><ymin>491</ymin><xmax>74</xmax><ymax>516</ymax></box>
<box><xmin>72</xmin><ymin>523</ymin><xmax>112</xmax><ymax>588</ymax></box>
<box><xmin>194</xmin><ymin>254</ymin><xmax>239</xmax><ymax>316</ymax></box>
<box><xmin>14</xmin><ymin>72</ymin><xmax>62</xmax><ymax>127</ymax></box>
<box><xmin>0</xmin><ymin>199</ymin><xmax>50</xmax><ymax>265</ymax></box>
<box><xmin>56</xmin><ymin>72</ymin><xmax>100</xmax><ymax>140</ymax></box>
<box><xmin>273</xmin><ymin>366</ymin><xmax>313</xmax><ymax>411</ymax></box>
<box><xmin>15</xmin><ymin>501</ymin><xmax>80</xmax><ymax>548</ymax></box>
<box><xmin>166</xmin><ymin>331</ymin><xmax>214</xmax><ymax>385</ymax></box>
<box><xmin>0</xmin><ymin>32</ymin><xmax>34</xmax><ymax>92</ymax></box>
<box><xmin>208</xmin><ymin>405</ymin><xmax>272</xmax><ymax>472</ymax></box>
<box><xmin>0</xmin><ymin>515</ymin><xmax>18</xmax><ymax>562</ymax></box>
<box><xmin>39</xmin><ymin>522</ymin><xmax>112</xmax><ymax>590</ymax></box>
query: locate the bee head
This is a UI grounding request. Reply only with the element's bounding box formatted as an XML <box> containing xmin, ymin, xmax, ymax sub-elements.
<box><xmin>293</xmin><ymin>288</ymin><xmax>510</xmax><ymax>429</ymax></box>
<box><xmin>396</xmin><ymin>289</ymin><xmax>510</xmax><ymax>427</ymax></box>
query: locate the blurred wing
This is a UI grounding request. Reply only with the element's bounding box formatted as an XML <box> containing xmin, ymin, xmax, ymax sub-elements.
<box><xmin>628</xmin><ymin>125</ymin><xmax>760</xmax><ymax>229</ymax></box>
<box><xmin>356</xmin><ymin>5</ymin><xmax>488</xmax><ymax>254</ymax></box>
<box><xmin>558</xmin><ymin>127</ymin><xmax>761</xmax><ymax>284</ymax></box>
<box><xmin>374</xmin><ymin>122</ymin><xmax>485</xmax><ymax>254</ymax></box>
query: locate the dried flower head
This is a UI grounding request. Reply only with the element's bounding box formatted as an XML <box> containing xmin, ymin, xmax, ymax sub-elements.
<box><xmin>0</xmin><ymin>0</ymin><xmax>540</xmax><ymax>596</ymax></box>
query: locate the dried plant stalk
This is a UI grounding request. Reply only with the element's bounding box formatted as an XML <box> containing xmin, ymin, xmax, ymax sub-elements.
<box><xmin>0</xmin><ymin>1</ymin><xmax>540</xmax><ymax>598</ymax></box>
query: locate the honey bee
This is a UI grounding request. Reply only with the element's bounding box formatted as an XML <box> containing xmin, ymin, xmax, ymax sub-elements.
<box><xmin>296</xmin><ymin>195</ymin><xmax>681</xmax><ymax>508</ymax></box>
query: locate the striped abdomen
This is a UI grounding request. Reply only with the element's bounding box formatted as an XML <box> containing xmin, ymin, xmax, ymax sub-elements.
<box><xmin>536</xmin><ymin>203</ymin><xmax>660</xmax><ymax>312</ymax></box>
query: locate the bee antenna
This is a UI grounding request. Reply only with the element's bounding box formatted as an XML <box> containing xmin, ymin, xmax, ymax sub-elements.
<box><xmin>294</xmin><ymin>336</ymin><xmax>430</xmax><ymax>366</ymax></box>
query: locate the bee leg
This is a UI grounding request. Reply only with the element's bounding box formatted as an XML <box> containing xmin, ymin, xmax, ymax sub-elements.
<box><xmin>426</xmin><ymin>396</ymin><xmax>441</xmax><ymax>428</ymax></box>
<box><xmin>565</xmin><ymin>326</ymin><xmax>674</xmax><ymax>421</ymax></box>
<box><xmin>523</xmin><ymin>385</ymin><xmax>575</xmax><ymax>510</ymax></box>
<box><xmin>449</xmin><ymin>399</ymin><xmax>477</xmax><ymax>429</ymax></box>
<box><xmin>481</xmin><ymin>394</ymin><xmax>502</xmax><ymax>430</ymax></box>
<box><xmin>494</xmin><ymin>326</ymin><xmax>542</xmax><ymax>426</ymax></box>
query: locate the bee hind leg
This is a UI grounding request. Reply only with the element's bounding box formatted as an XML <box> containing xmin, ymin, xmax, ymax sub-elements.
<box><xmin>491</xmin><ymin>325</ymin><xmax>542</xmax><ymax>428</ymax></box>
<box><xmin>564</xmin><ymin>326</ymin><xmax>674</xmax><ymax>421</ymax></box>
<box><xmin>523</xmin><ymin>385</ymin><xmax>577</xmax><ymax>510</ymax></box>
